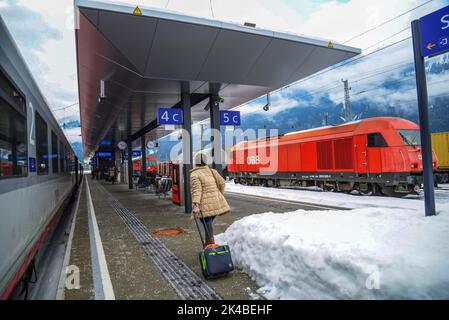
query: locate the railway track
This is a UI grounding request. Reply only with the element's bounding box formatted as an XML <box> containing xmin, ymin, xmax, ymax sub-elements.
<box><xmin>226</xmin><ymin>191</ymin><xmax>350</xmax><ymax>210</ymax></box>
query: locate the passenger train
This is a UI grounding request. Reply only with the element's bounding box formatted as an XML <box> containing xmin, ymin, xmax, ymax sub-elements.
<box><xmin>132</xmin><ymin>156</ymin><xmax>158</xmax><ymax>175</ymax></box>
<box><xmin>0</xmin><ymin>17</ymin><xmax>82</xmax><ymax>299</ymax></box>
<box><xmin>228</xmin><ymin>117</ymin><xmax>438</xmax><ymax>197</ymax></box>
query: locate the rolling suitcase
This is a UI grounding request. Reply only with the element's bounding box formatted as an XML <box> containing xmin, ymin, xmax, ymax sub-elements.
<box><xmin>194</xmin><ymin>212</ymin><xmax>234</xmax><ymax>279</ymax></box>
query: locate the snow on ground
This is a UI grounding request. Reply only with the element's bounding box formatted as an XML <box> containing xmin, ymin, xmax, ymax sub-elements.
<box><xmin>217</xmin><ymin>183</ymin><xmax>449</xmax><ymax>300</ymax></box>
<box><xmin>225</xmin><ymin>182</ymin><xmax>449</xmax><ymax>212</ymax></box>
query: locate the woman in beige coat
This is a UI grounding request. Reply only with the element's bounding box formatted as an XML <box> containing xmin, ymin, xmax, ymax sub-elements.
<box><xmin>190</xmin><ymin>152</ymin><xmax>230</xmax><ymax>247</ymax></box>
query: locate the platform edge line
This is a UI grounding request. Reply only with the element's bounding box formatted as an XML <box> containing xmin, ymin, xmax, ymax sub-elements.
<box><xmin>86</xmin><ymin>179</ymin><xmax>116</xmax><ymax>300</ymax></box>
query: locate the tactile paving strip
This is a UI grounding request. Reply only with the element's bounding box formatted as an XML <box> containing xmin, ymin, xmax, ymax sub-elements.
<box><xmin>96</xmin><ymin>184</ymin><xmax>222</xmax><ymax>300</ymax></box>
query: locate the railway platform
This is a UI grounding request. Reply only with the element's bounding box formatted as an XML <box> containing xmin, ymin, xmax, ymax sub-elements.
<box><xmin>59</xmin><ymin>177</ymin><xmax>324</xmax><ymax>300</ymax></box>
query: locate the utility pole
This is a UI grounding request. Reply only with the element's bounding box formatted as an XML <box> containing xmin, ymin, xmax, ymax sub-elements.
<box><xmin>342</xmin><ymin>79</ymin><xmax>352</xmax><ymax>122</ymax></box>
<box><xmin>323</xmin><ymin>112</ymin><xmax>329</xmax><ymax>126</ymax></box>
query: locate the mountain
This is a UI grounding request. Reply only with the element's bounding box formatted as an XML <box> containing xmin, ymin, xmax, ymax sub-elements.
<box><xmin>71</xmin><ymin>141</ymin><xmax>83</xmax><ymax>162</ymax></box>
<box><xmin>60</xmin><ymin>119</ymin><xmax>81</xmax><ymax>130</ymax></box>
<box><xmin>239</xmin><ymin>55</ymin><xmax>449</xmax><ymax>135</ymax></box>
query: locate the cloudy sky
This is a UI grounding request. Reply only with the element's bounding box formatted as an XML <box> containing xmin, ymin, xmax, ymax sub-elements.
<box><xmin>1</xmin><ymin>0</ymin><xmax>448</xmax><ymax>155</ymax></box>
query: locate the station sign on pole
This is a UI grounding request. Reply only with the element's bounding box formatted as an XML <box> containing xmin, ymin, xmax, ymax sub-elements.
<box><xmin>220</xmin><ymin>110</ymin><xmax>241</xmax><ymax>126</ymax></box>
<box><xmin>419</xmin><ymin>5</ymin><xmax>449</xmax><ymax>58</ymax></box>
<box><xmin>411</xmin><ymin>5</ymin><xmax>449</xmax><ymax>216</ymax></box>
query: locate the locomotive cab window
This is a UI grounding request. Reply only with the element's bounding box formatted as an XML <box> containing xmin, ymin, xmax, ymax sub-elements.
<box><xmin>35</xmin><ymin>112</ymin><xmax>49</xmax><ymax>175</ymax></box>
<box><xmin>0</xmin><ymin>69</ymin><xmax>27</xmax><ymax>179</ymax></box>
<box><xmin>368</xmin><ymin>133</ymin><xmax>388</xmax><ymax>148</ymax></box>
<box><xmin>398</xmin><ymin>130</ymin><xmax>421</xmax><ymax>146</ymax></box>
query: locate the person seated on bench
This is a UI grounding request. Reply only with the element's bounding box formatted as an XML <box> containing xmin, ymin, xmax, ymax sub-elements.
<box><xmin>134</xmin><ymin>172</ymin><xmax>144</xmax><ymax>189</ymax></box>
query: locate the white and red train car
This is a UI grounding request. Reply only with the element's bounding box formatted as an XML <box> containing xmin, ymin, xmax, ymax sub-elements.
<box><xmin>0</xmin><ymin>17</ymin><xmax>82</xmax><ymax>299</ymax></box>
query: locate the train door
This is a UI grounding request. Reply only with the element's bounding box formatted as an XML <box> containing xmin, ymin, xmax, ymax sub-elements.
<box><xmin>171</xmin><ymin>162</ymin><xmax>181</xmax><ymax>205</ymax></box>
<box><xmin>366</xmin><ymin>133</ymin><xmax>385</xmax><ymax>174</ymax></box>
<box><xmin>354</xmin><ymin>135</ymin><xmax>368</xmax><ymax>174</ymax></box>
<box><xmin>367</xmin><ymin>149</ymin><xmax>382</xmax><ymax>173</ymax></box>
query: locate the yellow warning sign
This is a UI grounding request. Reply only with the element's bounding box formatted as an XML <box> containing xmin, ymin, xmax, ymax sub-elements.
<box><xmin>327</xmin><ymin>41</ymin><xmax>334</xmax><ymax>49</ymax></box>
<box><xmin>133</xmin><ymin>6</ymin><xmax>142</xmax><ymax>15</ymax></box>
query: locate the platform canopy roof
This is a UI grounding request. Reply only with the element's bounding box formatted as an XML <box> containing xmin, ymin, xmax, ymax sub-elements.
<box><xmin>75</xmin><ymin>0</ymin><xmax>361</xmax><ymax>157</ymax></box>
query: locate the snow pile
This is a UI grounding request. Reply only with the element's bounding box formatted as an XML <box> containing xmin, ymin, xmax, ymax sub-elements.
<box><xmin>218</xmin><ymin>203</ymin><xmax>449</xmax><ymax>300</ymax></box>
<box><xmin>226</xmin><ymin>182</ymin><xmax>449</xmax><ymax>211</ymax></box>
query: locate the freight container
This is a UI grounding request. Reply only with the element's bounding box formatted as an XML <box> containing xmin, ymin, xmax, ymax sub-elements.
<box><xmin>432</xmin><ymin>132</ymin><xmax>449</xmax><ymax>183</ymax></box>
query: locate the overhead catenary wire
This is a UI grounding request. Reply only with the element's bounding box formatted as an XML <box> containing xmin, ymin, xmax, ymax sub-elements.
<box><xmin>234</xmin><ymin>36</ymin><xmax>413</xmax><ymax>114</ymax></box>
<box><xmin>298</xmin><ymin>61</ymin><xmax>413</xmax><ymax>98</ymax></box>
<box><xmin>300</xmin><ymin>61</ymin><xmax>413</xmax><ymax>98</ymax></box>
<box><xmin>237</xmin><ymin>42</ymin><xmax>416</xmax><ymax>117</ymax></box>
<box><xmin>232</xmin><ymin>0</ymin><xmax>438</xmax><ymax>113</ymax></box>
<box><xmin>351</xmin><ymin>78</ymin><xmax>449</xmax><ymax>99</ymax></box>
<box><xmin>52</xmin><ymin>102</ymin><xmax>79</xmax><ymax>112</ymax></box>
<box><xmin>342</xmin><ymin>0</ymin><xmax>435</xmax><ymax>44</ymax></box>
<box><xmin>239</xmin><ymin>71</ymin><xmax>447</xmax><ymax>119</ymax></box>
<box><xmin>361</xmin><ymin>27</ymin><xmax>410</xmax><ymax>52</ymax></box>
<box><xmin>286</xmin><ymin>37</ymin><xmax>412</xmax><ymax>89</ymax></box>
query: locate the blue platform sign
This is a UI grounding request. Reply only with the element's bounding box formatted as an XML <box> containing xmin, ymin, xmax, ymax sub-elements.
<box><xmin>420</xmin><ymin>5</ymin><xmax>449</xmax><ymax>57</ymax></box>
<box><xmin>29</xmin><ymin>157</ymin><xmax>36</xmax><ymax>172</ymax></box>
<box><xmin>96</xmin><ymin>152</ymin><xmax>112</xmax><ymax>158</ymax></box>
<box><xmin>157</xmin><ymin>108</ymin><xmax>183</xmax><ymax>125</ymax></box>
<box><xmin>123</xmin><ymin>150</ymin><xmax>142</xmax><ymax>158</ymax></box>
<box><xmin>220</xmin><ymin>110</ymin><xmax>241</xmax><ymax>126</ymax></box>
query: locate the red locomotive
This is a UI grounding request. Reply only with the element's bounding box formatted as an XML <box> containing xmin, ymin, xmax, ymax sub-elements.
<box><xmin>228</xmin><ymin>117</ymin><xmax>438</xmax><ymax>197</ymax></box>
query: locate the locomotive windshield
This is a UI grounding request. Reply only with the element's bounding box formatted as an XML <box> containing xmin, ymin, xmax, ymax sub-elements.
<box><xmin>399</xmin><ymin>130</ymin><xmax>421</xmax><ymax>146</ymax></box>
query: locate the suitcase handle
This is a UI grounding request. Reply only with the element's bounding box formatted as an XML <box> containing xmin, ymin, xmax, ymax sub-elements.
<box><xmin>193</xmin><ymin>210</ymin><xmax>211</xmax><ymax>248</ymax></box>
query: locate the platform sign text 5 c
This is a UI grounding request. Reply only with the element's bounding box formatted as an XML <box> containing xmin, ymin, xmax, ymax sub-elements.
<box><xmin>157</xmin><ymin>108</ymin><xmax>183</xmax><ymax>125</ymax></box>
<box><xmin>420</xmin><ymin>4</ymin><xmax>449</xmax><ymax>57</ymax></box>
<box><xmin>220</xmin><ymin>111</ymin><xmax>241</xmax><ymax>126</ymax></box>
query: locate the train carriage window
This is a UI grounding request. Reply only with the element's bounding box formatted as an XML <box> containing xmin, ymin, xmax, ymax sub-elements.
<box><xmin>0</xmin><ymin>97</ymin><xmax>28</xmax><ymax>178</ymax></box>
<box><xmin>0</xmin><ymin>69</ymin><xmax>26</xmax><ymax>113</ymax></box>
<box><xmin>35</xmin><ymin>112</ymin><xmax>49</xmax><ymax>175</ymax></box>
<box><xmin>59</xmin><ymin>141</ymin><xmax>65</xmax><ymax>173</ymax></box>
<box><xmin>51</xmin><ymin>131</ymin><xmax>59</xmax><ymax>173</ymax></box>
<box><xmin>368</xmin><ymin>133</ymin><xmax>388</xmax><ymax>148</ymax></box>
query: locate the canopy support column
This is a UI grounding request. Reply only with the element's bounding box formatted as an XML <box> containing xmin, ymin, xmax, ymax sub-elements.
<box><xmin>75</xmin><ymin>156</ymin><xmax>79</xmax><ymax>186</ymax></box>
<box><xmin>141</xmin><ymin>136</ymin><xmax>146</xmax><ymax>176</ymax></box>
<box><xmin>127</xmin><ymin>136</ymin><xmax>133</xmax><ymax>189</ymax></box>
<box><xmin>182</xmin><ymin>84</ymin><xmax>192</xmax><ymax>214</ymax></box>
<box><xmin>210</xmin><ymin>95</ymin><xmax>222</xmax><ymax>175</ymax></box>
